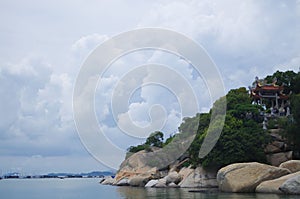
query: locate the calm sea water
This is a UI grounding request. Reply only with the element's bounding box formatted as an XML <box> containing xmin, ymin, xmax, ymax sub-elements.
<box><xmin>0</xmin><ymin>178</ymin><xmax>299</xmax><ymax>199</ymax></box>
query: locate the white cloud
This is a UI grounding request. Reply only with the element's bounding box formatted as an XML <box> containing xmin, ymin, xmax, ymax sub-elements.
<box><xmin>139</xmin><ymin>0</ymin><xmax>300</xmax><ymax>77</ymax></box>
<box><xmin>273</xmin><ymin>54</ymin><xmax>300</xmax><ymax>72</ymax></box>
<box><xmin>71</xmin><ymin>34</ymin><xmax>109</xmax><ymax>57</ymax></box>
<box><xmin>0</xmin><ymin>56</ymin><xmax>80</xmax><ymax>158</ymax></box>
<box><xmin>1</xmin><ymin>0</ymin><xmax>300</xmax><ymax>173</ymax></box>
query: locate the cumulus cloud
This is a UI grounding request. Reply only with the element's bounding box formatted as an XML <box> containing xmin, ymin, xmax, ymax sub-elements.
<box><xmin>1</xmin><ymin>0</ymin><xmax>300</xmax><ymax>173</ymax></box>
<box><xmin>90</xmin><ymin>48</ymin><xmax>212</xmax><ymax>161</ymax></box>
<box><xmin>71</xmin><ymin>33</ymin><xmax>109</xmax><ymax>62</ymax></box>
<box><xmin>138</xmin><ymin>0</ymin><xmax>300</xmax><ymax>89</ymax></box>
<box><xmin>0</xmin><ymin>56</ymin><xmax>79</xmax><ymax>158</ymax></box>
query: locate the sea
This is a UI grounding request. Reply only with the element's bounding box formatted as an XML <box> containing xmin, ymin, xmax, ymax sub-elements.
<box><xmin>0</xmin><ymin>178</ymin><xmax>299</xmax><ymax>199</ymax></box>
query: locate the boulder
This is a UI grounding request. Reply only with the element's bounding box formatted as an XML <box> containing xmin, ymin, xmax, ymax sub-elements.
<box><xmin>129</xmin><ymin>176</ymin><xmax>150</xmax><ymax>187</ymax></box>
<box><xmin>269</xmin><ymin>129</ymin><xmax>283</xmax><ymax>141</ymax></box>
<box><xmin>217</xmin><ymin>162</ymin><xmax>290</xmax><ymax>192</ymax></box>
<box><xmin>179</xmin><ymin>166</ymin><xmax>218</xmax><ymax>188</ymax></box>
<box><xmin>168</xmin><ymin>182</ymin><xmax>179</xmax><ymax>188</ymax></box>
<box><xmin>155</xmin><ymin>178</ymin><xmax>167</xmax><ymax>188</ymax></box>
<box><xmin>272</xmin><ymin>141</ymin><xmax>285</xmax><ymax>149</ymax></box>
<box><xmin>114</xmin><ymin>150</ymin><xmax>161</xmax><ymax>182</ymax></box>
<box><xmin>178</xmin><ymin>166</ymin><xmax>194</xmax><ymax>180</ymax></box>
<box><xmin>279</xmin><ymin>175</ymin><xmax>300</xmax><ymax>194</ymax></box>
<box><xmin>265</xmin><ymin>144</ymin><xmax>281</xmax><ymax>154</ymax></box>
<box><xmin>145</xmin><ymin>179</ymin><xmax>159</xmax><ymax>188</ymax></box>
<box><xmin>267</xmin><ymin>151</ymin><xmax>293</xmax><ymax>166</ymax></box>
<box><xmin>101</xmin><ymin>176</ymin><xmax>115</xmax><ymax>185</ymax></box>
<box><xmin>115</xmin><ymin>178</ymin><xmax>129</xmax><ymax>186</ymax></box>
<box><xmin>256</xmin><ymin>171</ymin><xmax>300</xmax><ymax>193</ymax></box>
<box><xmin>99</xmin><ymin>178</ymin><xmax>105</xmax><ymax>184</ymax></box>
<box><xmin>279</xmin><ymin>160</ymin><xmax>300</xmax><ymax>173</ymax></box>
<box><xmin>165</xmin><ymin>171</ymin><xmax>181</xmax><ymax>184</ymax></box>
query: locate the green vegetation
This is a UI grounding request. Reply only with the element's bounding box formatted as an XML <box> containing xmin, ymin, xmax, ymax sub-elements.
<box><xmin>265</xmin><ymin>70</ymin><xmax>297</xmax><ymax>94</ymax></box>
<box><xmin>187</xmin><ymin>87</ymin><xmax>269</xmax><ymax>169</ymax></box>
<box><xmin>127</xmin><ymin>131</ymin><xmax>164</xmax><ymax>153</ymax></box>
<box><xmin>285</xmin><ymin>93</ymin><xmax>300</xmax><ymax>158</ymax></box>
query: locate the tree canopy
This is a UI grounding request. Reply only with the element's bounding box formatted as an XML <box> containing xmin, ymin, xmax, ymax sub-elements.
<box><xmin>186</xmin><ymin>87</ymin><xmax>269</xmax><ymax>169</ymax></box>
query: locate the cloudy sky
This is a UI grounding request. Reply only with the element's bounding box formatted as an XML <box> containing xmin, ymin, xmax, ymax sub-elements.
<box><xmin>0</xmin><ymin>0</ymin><xmax>300</xmax><ymax>174</ymax></box>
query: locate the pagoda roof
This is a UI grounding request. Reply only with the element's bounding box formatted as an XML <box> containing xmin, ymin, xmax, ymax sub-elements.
<box><xmin>253</xmin><ymin>84</ymin><xmax>284</xmax><ymax>91</ymax></box>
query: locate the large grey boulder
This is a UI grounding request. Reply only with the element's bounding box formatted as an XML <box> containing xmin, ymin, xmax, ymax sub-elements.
<box><xmin>256</xmin><ymin>171</ymin><xmax>300</xmax><ymax>193</ymax></box>
<box><xmin>113</xmin><ymin>149</ymin><xmax>162</xmax><ymax>187</ymax></box>
<box><xmin>179</xmin><ymin>166</ymin><xmax>218</xmax><ymax>188</ymax></box>
<box><xmin>145</xmin><ymin>179</ymin><xmax>159</xmax><ymax>188</ymax></box>
<box><xmin>165</xmin><ymin>171</ymin><xmax>182</xmax><ymax>184</ymax></box>
<box><xmin>266</xmin><ymin>151</ymin><xmax>293</xmax><ymax>166</ymax></box>
<box><xmin>129</xmin><ymin>176</ymin><xmax>150</xmax><ymax>187</ymax></box>
<box><xmin>168</xmin><ymin>182</ymin><xmax>179</xmax><ymax>188</ymax></box>
<box><xmin>280</xmin><ymin>160</ymin><xmax>300</xmax><ymax>173</ymax></box>
<box><xmin>155</xmin><ymin>178</ymin><xmax>167</xmax><ymax>188</ymax></box>
<box><xmin>178</xmin><ymin>166</ymin><xmax>194</xmax><ymax>180</ymax></box>
<box><xmin>115</xmin><ymin>178</ymin><xmax>129</xmax><ymax>186</ymax></box>
<box><xmin>279</xmin><ymin>175</ymin><xmax>300</xmax><ymax>194</ymax></box>
<box><xmin>101</xmin><ymin>176</ymin><xmax>115</xmax><ymax>185</ymax></box>
<box><xmin>217</xmin><ymin>162</ymin><xmax>290</xmax><ymax>192</ymax></box>
<box><xmin>265</xmin><ymin>141</ymin><xmax>285</xmax><ymax>154</ymax></box>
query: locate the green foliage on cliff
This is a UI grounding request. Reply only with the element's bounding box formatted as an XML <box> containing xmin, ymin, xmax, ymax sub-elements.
<box><xmin>285</xmin><ymin>94</ymin><xmax>300</xmax><ymax>158</ymax></box>
<box><xmin>186</xmin><ymin>87</ymin><xmax>269</xmax><ymax>169</ymax></box>
<box><xmin>127</xmin><ymin>131</ymin><xmax>164</xmax><ymax>153</ymax></box>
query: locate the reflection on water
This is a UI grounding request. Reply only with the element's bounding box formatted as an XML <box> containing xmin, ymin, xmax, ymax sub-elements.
<box><xmin>1</xmin><ymin>179</ymin><xmax>299</xmax><ymax>199</ymax></box>
<box><xmin>117</xmin><ymin>187</ymin><xmax>191</xmax><ymax>199</ymax></box>
<box><xmin>117</xmin><ymin>187</ymin><xmax>300</xmax><ymax>199</ymax></box>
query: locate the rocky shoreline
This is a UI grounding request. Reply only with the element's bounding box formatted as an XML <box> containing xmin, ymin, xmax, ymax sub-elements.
<box><xmin>100</xmin><ymin>159</ymin><xmax>300</xmax><ymax>195</ymax></box>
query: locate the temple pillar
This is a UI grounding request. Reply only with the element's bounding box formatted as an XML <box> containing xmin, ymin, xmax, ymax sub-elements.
<box><xmin>275</xmin><ymin>93</ymin><xmax>279</xmax><ymax>108</ymax></box>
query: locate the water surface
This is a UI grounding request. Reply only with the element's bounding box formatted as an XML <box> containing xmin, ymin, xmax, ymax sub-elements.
<box><xmin>0</xmin><ymin>178</ymin><xmax>299</xmax><ymax>199</ymax></box>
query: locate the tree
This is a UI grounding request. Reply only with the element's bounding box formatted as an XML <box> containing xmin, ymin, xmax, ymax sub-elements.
<box><xmin>145</xmin><ymin>131</ymin><xmax>164</xmax><ymax>148</ymax></box>
<box><xmin>226</xmin><ymin>87</ymin><xmax>251</xmax><ymax>110</ymax></box>
<box><xmin>285</xmin><ymin>94</ymin><xmax>300</xmax><ymax>158</ymax></box>
<box><xmin>127</xmin><ymin>131</ymin><xmax>164</xmax><ymax>153</ymax></box>
<box><xmin>265</xmin><ymin>70</ymin><xmax>297</xmax><ymax>94</ymax></box>
<box><xmin>200</xmin><ymin>114</ymin><xmax>268</xmax><ymax>169</ymax></box>
<box><xmin>291</xmin><ymin>72</ymin><xmax>300</xmax><ymax>94</ymax></box>
<box><xmin>187</xmin><ymin>88</ymin><xmax>269</xmax><ymax>169</ymax></box>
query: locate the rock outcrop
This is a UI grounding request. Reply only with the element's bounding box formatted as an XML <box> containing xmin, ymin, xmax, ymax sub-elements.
<box><xmin>279</xmin><ymin>160</ymin><xmax>300</xmax><ymax>173</ymax></box>
<box><xmin>217</xmin><ymin>162</ymin><xmax>290</xmax><ymax>192</ymax></box>
<box><xmin>114</xmin><ymin>149</ymin><xmax>161</xmax><ymax>185</ymax></box>
<box><xmin>115</xmin><ymin>178</ymin><xmax>129</xmax><ymax>186</ymax></box>
<box><xmin>266</xmin><ymin>151</ymin><xmax>293</xmax><ymax>166</ymax></box>
<box><xmin>101</xmin><ymin>176</ymin><xmax>115</xmax><ymax>185</ymax></box>
<box><xmin>178</xmin><ymin>166</ymin><xmax>194</xmax><ymax>180</ymax></box>
<box><xmin>145</xmin><ymin>179</ymin><xmax>159</xmax><ymax>188</ymax></box>
<box><xmin>128</xmin><ymin>176</ymin><xmax>150</xmax><ymax>187</ymax></box>
<box><xmin>265</xmin><ymin>129</ymin><xmax>292</xmax><ymax>166</ymax></box>
<box><xmin>179</xmin><ymin>166</ymin><xmax>218</xmax><ymax>188</ymax></box>
<box><xmin>155</xmin><ymin>178</ymin><xmax>167</xmax><ymax>188</ymax></box>
<box><xmin>256</xmin><ymin>171</ymin><xmax>300</xmax><ymax>193</ymax></box>
<box><xmin>279</xmin><ymin>175</ymin><xmax>300</xmax><ymax>194</ymax></box>
<box><xmin>165</xmin><ymin>171</ymin><xmax>182</xmax><ymax>184</ymax></box>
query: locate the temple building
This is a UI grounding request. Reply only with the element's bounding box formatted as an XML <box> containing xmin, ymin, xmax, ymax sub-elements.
<box><xmin>249</xmin><ymin>77</ymin><xmax>290</xmax><ymax>116</ymax></box>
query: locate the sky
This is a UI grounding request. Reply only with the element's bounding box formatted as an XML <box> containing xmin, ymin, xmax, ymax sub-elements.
<box><xmin>0</xmin><ymin>0</ymin><xmax>300</xmax><ymax>175</ymax></box>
